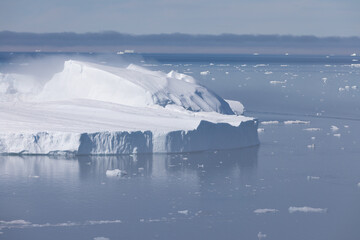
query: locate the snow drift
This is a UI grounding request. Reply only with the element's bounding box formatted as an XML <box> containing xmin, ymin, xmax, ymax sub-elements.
<box><xmin>0</xmin><ymin>60</ymin><xmax>258</xmax><ymax>155</ymax></box>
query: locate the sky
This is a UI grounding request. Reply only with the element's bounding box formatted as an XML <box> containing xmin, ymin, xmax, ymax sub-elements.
<box><xmin>0</xmin><ymin>0</ymin><xmax>359</xmax><ymax>36</ymax></box>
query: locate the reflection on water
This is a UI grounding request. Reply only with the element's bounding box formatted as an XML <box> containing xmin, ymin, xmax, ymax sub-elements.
<box><xmin>0</xmin><ymin>147</ymin><xmax>259</xmax><ymax>240</ymax></box>
<box><xmin>0</xmin><ymin>147</ymin><xmax>258</xmax><ymax>182</ymax></box>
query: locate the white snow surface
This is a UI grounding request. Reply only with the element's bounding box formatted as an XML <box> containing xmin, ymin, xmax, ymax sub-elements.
<box><xmin>37</xmin><ymin>61</ymin><xmax>233</xmax><ymax>114</ymax></box>
<box><xmin>0</xmin><ymin>60</ymin><xmax>259</xmax><ymax>155</ymax></box>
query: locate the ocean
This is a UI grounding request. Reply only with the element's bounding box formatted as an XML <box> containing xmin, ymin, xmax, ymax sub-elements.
<box><xmin>0</xmin><ymin>52</ymin><xmax>360</xmax><ymax>240</ymax></box>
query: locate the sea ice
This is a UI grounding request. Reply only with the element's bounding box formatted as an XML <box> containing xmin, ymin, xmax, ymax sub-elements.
<box><xmin>288</xmin><ymin>206</ymin><xmax>327</xmax><ymax>213</ymax></box>
<box><xmin>254</xmin><ymin>208</ymin><xmax>278</xmax><ymax>214</ymax></box>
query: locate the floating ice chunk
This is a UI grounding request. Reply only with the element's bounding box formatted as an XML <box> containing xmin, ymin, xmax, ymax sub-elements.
<box><xmin>345</xmin><ymin>86</ymin><xmax>350</xmax><ymax>91</ymax></box>
<box><xmin>331</xmin><ymin>125</ymin><xmax>339</xmax><ymax>132</ymax></box>
<box><xmin>257</xmin><ymin>128</ymin><xmax>265</xmax><ymax>133</ymax></box>
<box><xmin>322</xmin><ymin>77</ymin><xmax>327</xmax><ymax>83</ymax></box>
<box><xmin>284</xmin><ymin>120</ymin><xmax>310</xmax><ymax>125</ymax></box>
<box><xmin>351</xmin><ymin>53</ymin><xmax>357</xmax><ymax>57</ymax></box>
<box><xmin>307</xmin><ymin>144</ymin><xmax>315</xmax><ymax>149</ymax></box>
<box><xmin>307</xmin><ymin>176</ymin><xmax>320</xmax><ymax>181</ymax></box>
<box><xmin>333</xmin><ymin>133</ymin><xmax>341</xmax><ymax>138</ymax></box>
<box><xmin>178</xmin><ymin>210</ymin><xmax>189</xmax><ymax>215</ymax></box>
<box><xmin>94</xmin><ymin>237</ymin><xmax>110</xmax><ymax>240</ymax></box>
<box><xmin>264</xmin><ymin>71</ymin><xmax>273</xmax><ymax>75</ymax></box>
<box><xmin>358</xmin><ymin>182</ymin><xmax>360</xmax><ymax>187</ymax></box>
<box><xmin>352</xmin><ymin>86</ymin><xmax>357</xmax><ymax>90</ymax></box>
<box><xmin>280</xmin><ymin>65</ymin><xmax>288</xmax><ymax>67</ymax></box>
<box><xmin>270</xmin><ymin>80</ymin><xmax>287</xmax><ymax>85</ymax></box>
<box><xmin>200</xmin><ymin>71</ymin><xmax>210</xmax><ymax>75</ymax></box>
<box><xmin>253</xmin><ymin>53</ymin><xmax>259</xmax><ymax>56</ymax></box>
<box><xmin>124</xmin><ymin>49</ymin><xmax>134</xmax><ymax>53</ymax></box>
<box><xmin>351</xmin><ymin>64</ymin><xmax>360</xmax><ymax>68</ymax></box>
<box><xmin>261</xmin><ymin>121</ymin><xmax>279</xmax><ymax>125</ymax></box>
<box><xmin>257</xmin><ymin>232</ymin><xmax>267</xmax><ymax>239</ymax></box>
<box><xmin>106</xmin><ymin>169</ymin><xmax>127</xmax><ymax>177</ymax></box>
<box><xmin>303</xmin><ymin>128</ymin><xmax>321</xmax><ymax>132</ymax></box>
<box><xmin>28</xmin><ymin>175</ymin><xmax>40</xmax><ymax>178</ymax></box>
<box><xmin>254</xmin><ymin>209</ymin><xmax>278</xmax><ymax>214</ymax></box>
<box><xmin>288</xmin><ymin>206</ymin><xmax>327</xmax><ymax>213</ymax></box>
<box><xmin>116</xmin><ymin>51</ymin><xmax>124</xmax><ymax>55</ymax></box>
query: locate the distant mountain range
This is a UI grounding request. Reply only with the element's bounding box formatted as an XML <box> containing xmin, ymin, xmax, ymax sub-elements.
<box><xmin>1</xmin><ymin>31</ymin><xmax>359</xmax><ymax>54</ymax></box>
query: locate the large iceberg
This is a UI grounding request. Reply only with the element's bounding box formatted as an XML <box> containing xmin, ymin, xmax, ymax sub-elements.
<box><xmin>0</xmin><ymin>60</ymin><xmax>259</xmax><ymax>155</ymax></box>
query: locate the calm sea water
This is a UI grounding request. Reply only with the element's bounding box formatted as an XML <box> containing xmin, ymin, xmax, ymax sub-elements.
<box><xmin>1</xmin><ymin>53</ymin><xmax>360</xmax><ymax>240</ymax></box>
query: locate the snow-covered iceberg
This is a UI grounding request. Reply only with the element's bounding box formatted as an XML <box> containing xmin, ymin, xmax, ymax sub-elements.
<box><xmin>0</xmin><ymin>60</ymin><xmax>259</xmax><ymax>155</ymax></box>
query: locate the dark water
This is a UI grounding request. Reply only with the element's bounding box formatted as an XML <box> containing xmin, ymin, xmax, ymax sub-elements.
<box><xmin>1</xmin><ymin>53</ymin><xmax>360</xmax><ymax>240</ymax></box>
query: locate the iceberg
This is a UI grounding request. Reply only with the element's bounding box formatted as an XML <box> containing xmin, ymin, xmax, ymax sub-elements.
<box><xmin>0</xmin><ymin>60</ymin><xmax>259</xmax><ymax>155</ymax></box>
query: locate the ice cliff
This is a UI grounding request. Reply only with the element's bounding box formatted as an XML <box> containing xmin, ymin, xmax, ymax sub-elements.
<box><xmin>0</xmin><ymin>60</ymin><xmax>258</xmax><ymax>155</ymax></box>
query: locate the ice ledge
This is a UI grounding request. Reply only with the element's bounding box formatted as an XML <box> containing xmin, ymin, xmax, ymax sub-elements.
<box><xmin>0</xmin><ymin>120</ymin><xmax>259</xmax><ymax>155</ymax></box>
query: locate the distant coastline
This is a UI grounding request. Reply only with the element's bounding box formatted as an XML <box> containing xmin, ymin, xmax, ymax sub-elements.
<box><xmin>1</xmin><ymin>31</ymin><xmax>359</xmax><ymax>54</ymax></box>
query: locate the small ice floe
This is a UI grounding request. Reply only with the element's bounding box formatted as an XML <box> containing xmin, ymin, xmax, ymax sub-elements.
<box><xmin>28</xmin><ymin>175</ymin><xmax>40</xmax><ymax>178</ymax></box>
<box><xmin>303</xmin><ymin>128</ymin><xmax>321</xmax><ymax>132</ymax></box>
<box><xmin>288</xmin><ymin>206</ymin><xmax>327</xmax><ymax>214</ymax></box>
<box><xmin>253</xmin><ymin>53</ymin><xmax>259</xmax><ymax>56</ymax></box>
<box><xmin>198</xmin><ymin>164</ymin><xmax>204</xmax><ymax>168</ymax></box>
<box><xmin>357</xmin><ymin>182</ymin><xmax>360</xmax><ymax>187</ymax></box>
<box><xmin>351</xmin><ymin>53</ymin><xmax>357</xmax><ymax>57</ymax></box>
<box><xmin>116</xmin><ymin>51</ymin><xmax>124</xmax><ymax>55</ymax></box>
<box><xmin>350</xmin><ymin>64</ymin><xmax>360</xmax><ymax>68</ymax></box>
<box><xmin>105</xmin><ymin>169</ymin><xmax>127</xmax><ymax>177</ymax></box>
<box><xmin>285</xmin><ymin>53</ymin><xmax>289</xmax><ymax>56</ymax></box>
<box><xmin>257</xmin><ymin>128</ymin><xmax>265</xmax><ymax>133</ymax></box>
<box><xmin>321</xmin><ymin>77</ymin><xmax>327</xmax><ymax>83</ymax></box>
<box><xmin>138</xmin><ymin>167</ymin><xmax>144</xmax><ymax>172</ymax></box>
<box><xmin>94</xmin><ymin>237</ymin><xmax>110</xmax><ymax>240</ymax></box>
<box><xmin>200</xmin><ymin>71</ymin><xmax>210</xmax><ymax>75</ymax></box>
<box><xmin>330</xmin><ymin>125</ymin><xmax>339</xmax><ymax>132</ymax></box>
<box><xmin>209</xmin><ymin>63</ymin><xmax>214</xmax><ymax>66</ymax></box>
<box><xmin>284</xmin><ymin>120</ymin><xmax>310</xmax><ymax>125</ymax></box>
<box><xmin>352</xmin><ymin>59</ymin><xmax>359</xmax><ymax>62</ymax></box>
<box><xmin>254</xmin><ymin>208</ymin><xmax>279</xmax><ymax>214</ymax></box>
<box><xmin>270</xmin><ymin>80</ymin><xmax>287</xmax><ymax>85</ymax></box>
<box><xmin>257</xmin><ymin>232</ymin><xmax>267</xmax><ymax>239</ymax></box>
<box><xmin>351</xmin><ymin>86</ymin><xmax>357</xmax><ymax>90</ymax></box>
<box><xmin>307</xmin><ymin>144</ymin><xmax>315</xmax><ymax>149</ymax></box>
<box><xmin>264</xmin><ymin>71</ymin><xmax>273</xmax><ymax>75</ymax></box>
<box><xmin>307</xmin><ymin>176</ymin><xmax>320</xmax><ymax>181</ymax></box>
<box><xmin>225</xmin><ymin>72</ymin><xmax>229</xmax><ymax>75</ymax></box>
<box><xmin>261</xmin><ymin>121</ymin><xmax>279</xmax><ymax>125</ymax></box>
<box><xmin>178</xmin><ymin>210</ymin><xmax>189</xmax><ymax>215</ymax></box>
<box><xmin>333</xmin><ymin>133</ymin><xmax>341</xmax><ymax>138</ymax></box>
<box><xmin>339</xmin><ymin>87</ymin><xmax>345</xmax><ymax>92</ymax></box>
<box><xmin>311</xmin><ymin>137</ymin><xmax>316</xmax><ymax>140</ymax></box>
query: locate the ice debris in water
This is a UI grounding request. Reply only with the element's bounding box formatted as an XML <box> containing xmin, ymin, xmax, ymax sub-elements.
<box><xmin>331</xmin><ymin>125</ymin><xmax>339</xmax><ymax>132</ymax></box>
<box><xmin>288</xmin><ymin>206</ymin><xmax>327</xmax><ymax>213</ymax></box>
<box><xmin>254</xmin><ymin>209</ymin><xmax>278</xmax><ymax>214</ymax></box>
<box><xmin>257</xmin><ymin>232</ymin><xmax>267</xmax><ymax>239</ymax></box>
<box><xmin>106</xmin><ymin>169</ymin><xmax>127</xmax><ymax>177</ymax></box>
<box><xmin>177</xmin><ymin>210</ymin><xmax>189</xmax><ymax>215</ymax></box>
<box><xmin>284</xmin><ymin>120</ymin><xmax>310</xmax><ymax>125</ymax></box>
<box><xmin>261</xmin><ymin>121</ymin><xmax>279</xmax><ymax>125</ymax></box>
<box><xmin>307</xmin><ymin>176</ymin><xmax>320</xmax><ymax>181</ymax></box>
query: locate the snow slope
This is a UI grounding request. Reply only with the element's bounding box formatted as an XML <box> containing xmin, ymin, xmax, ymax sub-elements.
<box><xmin>37</xmin><ymin>60</ymin><xmax>234</xmax><ymax>114</ymax></box>
<box><xmin>0</xmin><ymin>60</ymin><xmax>258</xmax><ymax>155</ymax></box>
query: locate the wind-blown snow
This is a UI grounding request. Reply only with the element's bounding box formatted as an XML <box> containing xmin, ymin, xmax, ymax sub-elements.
<box><xmin>0</xmin><ymin>60</ymin><xmax>259</xmax><ymax>155</ymax></box>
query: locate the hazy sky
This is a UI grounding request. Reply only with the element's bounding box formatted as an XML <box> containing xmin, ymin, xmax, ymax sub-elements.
<box><xmin>1</xmin><ymin>0</ymin><xmax>359</xmax><ymax>36</ymax></box>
